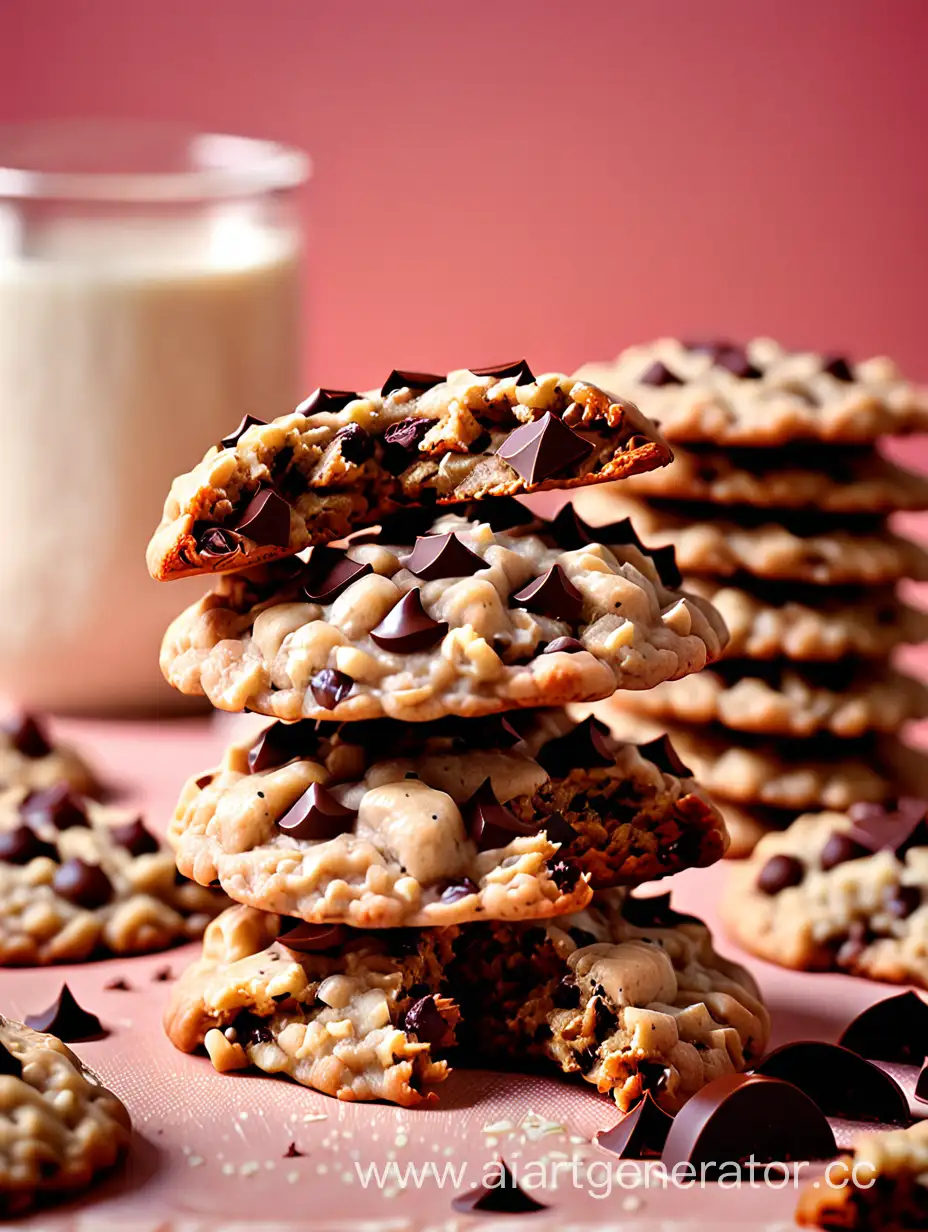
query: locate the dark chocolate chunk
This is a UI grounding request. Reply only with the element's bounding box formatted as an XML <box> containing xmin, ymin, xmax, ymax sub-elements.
<box><xmin>219</xmin><ymin>414</ymin><xmax>267</xmax><ymax>449</ymax></box>
<box><xmin>276</xmin><ymin>783</ymin><xmax>357</xmax><ymax>842</ymax></box>
<box><xmin>536</xmin><ymin>717</ymin><xmax>614</xmax><ymax>778</ymax></box>
<box><xmin>496</xmin><ymin>411</ymin><xmax>593</xmax><ymax>485</ymax></box>
<box><xmin>822</xmin><ymin>356</ymin><xmax>854</xmax><ymax>382</ymax></box>
<box><xmin>847</xmin><ymin>798</ymin><xmax>928</xmax><ymax>858</ymax></box>
<box><xmin>277</xmin><ymin>918</ymin><xmax>347</xmax><ymax>953</ymax></box>
<box><xmin>108</xmin><ymin>817</ymin><xmax>159</xmax><ymax>858</ymax></box>
<box><xmin>541</xmin><ymin>811</ymin><xmax>576</xmax><ymax>846</ymax></box>
<box><xmin>916</xmin><ymin>1059</ymin><xmax>928</xmax><ymax>1105</ymax></box>
<box><xmin>0</xmin><ymin>1039</ymin><xmax>22</xmax><ymax>1078</ymax></box>
<box><xmin>639</xmin><ymin>360</ymin><xmax>684</xmax><ymax>387</ymax></box>
<box><xmin>3</xmin><ymin>712</ymin><xmax>52</xmax><ymax>759</ymax></box>
<box><xmin>451</xmin><ymin>1159</ymin><xmax>548</xmax><ymax>1214</ymax></box>
<box><xmin>473</xmin><ymin>497</ymin><xmax>535</xmax><ymax>532</ymax></box>
<box><xmin>357</xmin><ymin>507</ymin><xmax>438</xmax><ymax>546</ymax></box>
<box><xmin>439</xmin><ymin>878</ymin><xmax>478</xmax><ymax>905</ymax></box>
<box><xmin>401</xmin><ymin>533</ymin><xmax>485</xmax><ymax>581</ymax></box>
<box><xmin>885</xmin><ymin>884</ymin><xmax>922</xmax><ymax>919</ymax></box>
<box><xmin>104</xmin><ymin>977</ymin><xmax>132</xmax><ymax>992</ymax></box>
<box><xmin>547</xmin><ymin>504</ymin><xmax>600</xmax><ymax>551</ymax></box>
<box><xmin>580</xmin><ymin>514</ymin><xmax>648</xmax><ymax>556</ymax></box>
<box><xmin>381</xmin><ymin>370</ymin><xmax>444</xmax><ymax>397</ymax></box>
<box><xmin>0</xmin><ymin>825</ymin><xmax>57</xmax><ymax>865</ymax></box>
<box><xmin>512</xmin><ymin>565</ymin><xmax>584</xmax><ymax>623</ymax></box>
<box><xmin>234</xmin><ymin>486</ymin><xmax>292</xmax><ymax>548</ymax></box>
<box><xmin>636</xmin><ymin>734</ymin><xmax>692</xmax><ymax>778</ymax></box>
<box><xmin>401</xmin><ymin>995</ymin><xmax>448</xmax><ymax>1046</ymax></box>
<box><xmin>333</xmin><ymin>422</ymin><xmax>372</xmax><ymax>464</ymax></box>
<box><xmin>552</xmin><ymin>976</ymin><xmax>581</xmax><ymax>1008</ymax></box>
<box><xmin>542</xmin><ymin>636</ymin><xmax>585</xmax><ymax>655</ymax></box>
<box><xmin>596</xmin><ymin>1091</ymin><xmax>674</xmax><ymax>1159</ymax></box>
<box><xmin>370</xmin><ymin>589</ymin><xmax>448</xmax><ymax>653</ymax></box>
<box><xmin>302</xmin><ymin>547</ymin><xmax>373</xmax><ymax>604</ymax></box>
<box><xmin>310</xmin><ymin>668</ymin><xmax>354</xmax><ymax>710</ymax></box>
<box><xmin>650</xmin><ymin>544</ymin><xmax>682</xmax><ymax>589</ymax></box>
<box><xmin>468</xmin><ymin>360</ymin><xmax>535</xmax><ymax>385</ymax></box>
<box><xmin>839</xmin><ymin>991</ymin><xmax>928</xmax><ymax>1064</ymax></box>
<box><xmin>753</xmin><ymin>1041</ymin><xmax>909</xmax><ymax>1125</ymax></box>
<box><xmin>820</xmin><ymin>831</ymin><xmax>869</xmax><ymax>871</ymax></box>
<box><xmin>25</xmin><ymin>985</ymin><xmax>107</xmax><ymax>1041</ymax></box>
<box><xmin>152</xmin><ymin>966</ymin><xmax>174</xmax><ymax>982</ymax></box>
<box><xmin>661</xmin><ymin>1073</ymin><xmax>836</xmax><ymax>1174</ymax></box>
<box><xmin>283</xmin><ymin>1142</ymin><xmax>305</xmax><ymax>1158</ymax></box>
<box><xmin>382</xmin><ymin>416</ymin><xmax>433</xmax><ymax>453</ymax></box>
<box><xmin>549</xmin><ymin>858</ymin><xmax>581</xmax><ymax>890</ymax></box>
<box><xmin>639</xmin><ymin>1060</ymin><xmax>671</xmax><ymax>1094</ymax></box>
<box><xmin>464</xmin><ymin>779</ymin><xmax>538</xmax><ymax>852</ymax></box>
<box><xmin>713</xmin><ymin>346</ymin><xmax>762</xmax><ymax>380</ymax></box>
<box><xmin>20</xmin><ymin>784</ymin><xmax>89</xmax><ymax>832</ymax></box>
<box><xmin>300</xmin><ymin>388</ymin><xmax>362</xmax><ymax>415</ymax></box>
<box><xmin>756</xmin><ymin>853</ymin><xmax>804</xmax><ymax>895</ymax></box>
<box><xmin>52</xmin><ymin>858</ymin><xmax>114</xmax><ymax>909</ymax></box>
<box><xmin>248</xmin><ymin>720</ymin><xmax>321</xmax><ymax>773</ymax></box>
<box><xmin>622</xmin><ymin>891</ymin><xmax>700</xmax><ymax>929</ymax></box>
<box><xmin>197</xmin><ymin>526</ymin><xmax>241</xmax><ymax>559</ymax></box>
<box><xmin>194</xmin><ymin>774</ymin><xmax>214</xmax><ymax>790</ymax></box>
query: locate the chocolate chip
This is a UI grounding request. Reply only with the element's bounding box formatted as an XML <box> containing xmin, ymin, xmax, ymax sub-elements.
<box><xmin>753</xmin><ymin>1041</ymin><xmax>909</xmax><ymax>1125</ymax></box>
<box><xmin>402</xmin><ymin>995</ymin><xmax>448</xmax><ymax>1046</ymax></box>
<box><xmin>439</xmin><ymin>878</ymin><xmax>478</xmax><ymax>905</ymax></box>
<box><xmin>847</xmin><ymin>797</ymin><xmax>928</xmax><ymax>858</ymax></box>
<box><xmin>546</xmin><ymin>504</ymin><xmax>600</xmax><ymax>551</ymax></box>
<box><xmin>542</xmin><ymin>812</ymin><xmax>576</xmax><ymax>846</ymax></box>
<box><xmin>219</xmin><ymin>414</ymin><xmax>267</xmax><ymax>449</ymax></box>
<box><xmin>512</xmin><ymin>564</ymin><xmax>584</xmax><ymax>623</ymax></box>
<box><xmin>108</xmin><ymin>817</ymin><xmax>159</xmax><ymax>858</ymax></box>
<box><xmin>194</xmin><ymin>774</ymin><xmax>213</xmax><ymax>790</ymax></box>
<box><xmin>836</xmin><ymin>920</ymin><xmax>872</xmax><ymax>970</ymax></box>
<box><xmin>822</xmin><ymin>356</ymin><xmax>854</xmax><ymax>382</ymax></box>
<box><xmin>276</xmin><ymin>783</ymin><xmax>357</xmax><ymax>842</ymax></box>
<box><xmin>196</xmin><ymin>526</ymin><xmax>241</xmax><ymax>559</ymax></box>
<box><xmin>622</xmin><ymin>891</ymin><xmax>700</xmax><ymax>929</ymax></box>
<box><xmin>552</xmin><ymin>977</ymin><xmax>581</xmax><ymax>1009</ymax></box>
<box><xmin>636</xmin><ymin>734</ymin><xmax>693</xmax><ymax>778</ymax></box>
<box><xmin>309</xmin><ymin>668</ymin><xmax>353</xmax><ymax>711</ymax></box>
<box><xmin>3</xmin><ymin>712</ymin><xmax>52</xmax><ymax>759</ymax></box>
<box><xmin>596</xmin><ymin>1091</ymin><xmax>674</xmax><ymax>1159</ymax></box>
<box><xmin>468</xmin><ymin>359</ymin><xmax>535</xmax><ymax>385</ymax></box>
<box><xmin>639</xmin><ymin>360</ymin><xmax>684</xmax><ymax>387</ymax></box>
<box><xmin>248</xmin><ymin>720</ymin><xmax>321</xmax><ymax>773</ymax></box>
<box><xmin>451</xmin><ymin>1160</ymin><xmax>548</xmax><ymax>1215</ymax></box>
<box><xmin>152</xmin><ymin>966</ymin><xmax>174</xmax><ymax>982</ymax></box>
<box><xmin>20</xmin><ymin>784</ymin><xmax>89</xmax><ymax>832</ymax></box>
<box><xmin>884</xmin><ymin>884</ymin><xmax>921</xmax><ymax>919</ymax></box>
<box><xmin>370</xmin><ymin>589</ymin><xmax>448</xmax><ymax>653</ymax></box>
<box><xmin>464</xmin><ymin>779</ymin><xmax>538</xmax><ymax>852</ymax></box>
<box><xmin>332</xmin><ymin>422</ymin><xmax>371</xmax><ymax>464</ymax></box>
<box><xmin>401</xmin><ymin>533</ymin><xmax>485</xmax><ymax>581</ymax></box>
<box><xmin>756</xmin><ymin>853</ymin><xmax>804</xmax><ymax>895</ymax></box>
<box><xmin>714</xmin><ymin>346</ymin><xmax>762</xmax><ymax>379</ymax></box>
<box><xmin>302</xmin><ymin>547</ymin><xmax>373</xmax><ymax>604</ymax></box>
<box><xmin>536</xmin><ymin>717</ymin><xmax>614</xmax><ymax>778</ymax></box>
<box><xmin>0</xmin><ymin>1039</ymin><xmax>22</xmax><ymax>1078</ymax></box>
<box><xmin>25</xmin><ymin>985</ymin><xmax>107</xmax><ymax>1041</ymax></box>
<box><xmin>583</xmin><ymin>514</ymin><xmax>649</xmax><ymax>555</ymax></box>
<box><xmin>541</xmin><ymin>636</ymin><xmax>585</xmax><ymax>655</ymax></box>
<box><xmin>234</xmin><ymin>486</ymin><xmax>292</xmax><ymax>547</ymax></box>
<box><xmin>496</xmin><ymin>412</ymin><xmax>593</xmax><ymax>485</ymax></box>
<box><xmin>381</xmin><ymin>370</ymin><xmax>444</xmax><ymax>397</ymax></box>
<box><xmin>840</xmin><ymin>991</ymin><xmax>928</xmax><ymax>1064</ymax></box>
<box><xmin>277</xmin><ymin>918</ymin><xmax>348</xmax><ymax>953</ymax></box>
<box><xmin>53</xmin><ymin>858</ymin><xmax>114</xmax><ymax>909</ymax></box>
<box><xmin>383</xmin><ymin>417</ymin><xmax>433</xmax><ymax>454</ymax></box>
<box><xmin>0</xmin><ymin>825</ymin><xmax>57</xmax><ymax>865</ymax></box>
<box><xmin>593</xmin><ymin>996</ymin><xmax>618</xmax><ymax>1036</ymax></box>
<box><xmin>299</xmin><ymin>388</ymin><xmax>362</xmax><ymax>414</ymax></box>
<box><xmin>283</xmin><ymin>1142</ymin><xmax>305</xmax><ymax>1158</ymax></box>
<box><xmin>104</xmin><ymin>977</ymin><xmax>132</xmax><ymax>991</ymax></box>
<box><xmin>820</xmin><ymin>831</ymin><xmax>869</xmax><ymax>871</ymax></box>
<box><xmin>660</xmin><ymin>1074</ymin><xmax>836</xmax><ymax>1174</ymax></box>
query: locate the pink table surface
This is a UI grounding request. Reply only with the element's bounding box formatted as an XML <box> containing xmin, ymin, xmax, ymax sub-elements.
<box><xmin>5</xmin><ymin>713</ymin><xmax>926</xmax><ymax>1231</ymax></box>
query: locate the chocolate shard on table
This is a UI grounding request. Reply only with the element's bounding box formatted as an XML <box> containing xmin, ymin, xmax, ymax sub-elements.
<box><xmin>753</xmin><ymin>1041</ymin><xmax>909</xmax><ymax>1125</ymax></box>
<box><xmin>25</xmin><ymin>984</ymin><xmax>107</xmax><ymax>1041</ymax></box>
<box><xmin>839</xmin><ymin>991</ymin><xmax>928</xmax><ymax>1064</ymax></box>
<box><xmin>451</xmin><ymin>1159</ymin><xmax>548</xmax><ymax>1214</ymax></box>
<box><xmin>595</xmin><ymin>1091</ymin><xmax>673</xmax><ymax>1159</ymax></box>
<box><xmin>147</xmin><ymin>366</ymin><xmax>670</xmax><ymax>580</ymax></box>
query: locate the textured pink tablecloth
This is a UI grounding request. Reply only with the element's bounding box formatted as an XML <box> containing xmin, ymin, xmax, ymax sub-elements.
<box><xmin>5</xmin><ymin>714</ymin><xmax>924</xmax><ymax>1231</ymax></box>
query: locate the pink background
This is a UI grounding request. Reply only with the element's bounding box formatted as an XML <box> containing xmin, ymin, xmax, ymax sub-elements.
<box><xmin>1</xmin><ymin>0</ymin><xmax>926</xmax><ymax>390</ymax></box>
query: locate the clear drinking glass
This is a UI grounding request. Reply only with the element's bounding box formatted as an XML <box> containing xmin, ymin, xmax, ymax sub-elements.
<box><xmin>0</xmin><ymin>121</ymin><xmax>309</xmax><ymax>712</ymax></box>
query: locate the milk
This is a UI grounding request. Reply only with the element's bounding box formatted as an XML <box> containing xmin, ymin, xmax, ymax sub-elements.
<box><xmin>0</xmin><ymin>212</ymin><xmax>302</xmax><ymax>711</ymax></box>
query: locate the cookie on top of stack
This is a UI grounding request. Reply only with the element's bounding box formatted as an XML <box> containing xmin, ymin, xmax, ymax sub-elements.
<box><xmin>148</xmin><ymin>361</ymin><xmax>770</xmax><ymax>1110</ymax></box>
<box><xmin>573</xmin><ymin>338</ymin><xmax>928</xmax><ymax>856</ymax></box>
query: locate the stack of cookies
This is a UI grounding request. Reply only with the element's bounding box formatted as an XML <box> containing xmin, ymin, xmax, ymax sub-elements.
<box><xmin>147</xmin><ymin>362</ymin><xmax>769</xmax><ymax>1111</ymax></box>
<box><xmin>573</xmin><ymin>338</ymin><xmax>928</xmax><ymax>856</ymax></box>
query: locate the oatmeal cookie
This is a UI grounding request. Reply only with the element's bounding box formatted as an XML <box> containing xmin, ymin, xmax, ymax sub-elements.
<box><xmin>147</xmin><ymin>365</ymin><xmax>670</xmax><ymax>581</ymax></box>
<box><xmin>797</xmin><ymin>1120</ymin><xmax>928</xmax><ymax>1230</ymax></box>
<box><xmin>168</xmin><ymin>711</ymin><xmax>727</xmax><ymax>927</ymax></box>
<box><xmin>1</xmin><ymin>712</ymin><xmax>100</xmax><ymax>798</ymax></box>
<box><xmin>619</xmin><ymin>442</ymin><xmax>928</xmax><ymax>512</ymax></box>
<box><xmin>571</xmin><ymin>492</ymin><xmax>928</xmax><ymax>585</ymax></box>
<box><xmin>612</xmin><ymin>659</ymin><xmax>928</xmax><ymax>739</ymax></box>
<box><xmin>724</xmin><ymin>803</ymin><xmax>928</xmax><ymax>987</ymax></box>
<box><xmin>0</xmin><ymin>787</ymin><xmax>227</xmax><ymax>965</ymax></box>
<box><xmin>160</xmin><ymin>509</ymin><xmax>727</xmax><ymax>722</ymax></box>
<box><xmin>574</xmin><ymin>338</ymin><xmax>928</xmax><ymax>446</ymax></box>
<box><xmin>164</xmin><ymin>904</ymin><xmax>460</xmax><ymax>1107</ymax></box>
<box><xmin>0</xmin><ymin>1015</ymin><xmax>131</xmax><ymax>1217</ymax></box>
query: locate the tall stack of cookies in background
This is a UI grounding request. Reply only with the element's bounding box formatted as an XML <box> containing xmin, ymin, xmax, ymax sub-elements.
<box><xmin>145</xmin><ymin>363</ymin><xmax>770</xmax><ymax>1114</ymax></box>
<box><xmin>572</xmin><ymin>338</ymin><xmax>928</xmax><ymax>856</ymax></box>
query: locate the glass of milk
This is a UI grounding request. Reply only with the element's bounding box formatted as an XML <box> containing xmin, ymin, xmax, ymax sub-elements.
<box><xmin>0</xmin><ymin>120</ymin><xmax>308</xmax><ymax>713</ymax></box>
